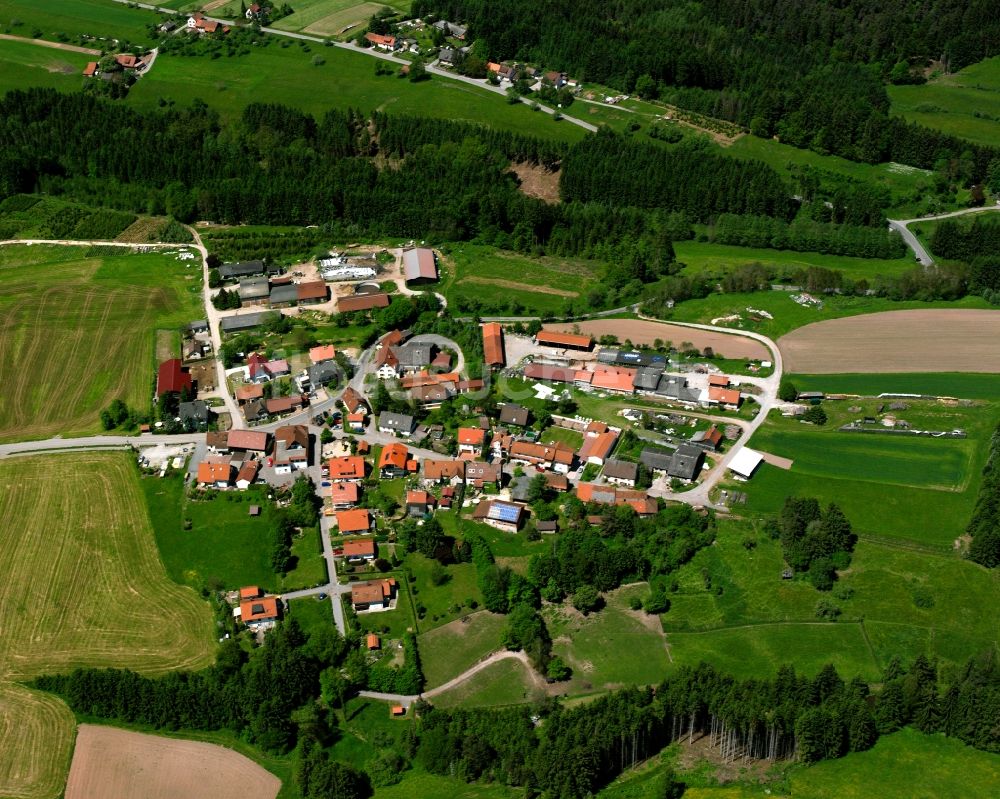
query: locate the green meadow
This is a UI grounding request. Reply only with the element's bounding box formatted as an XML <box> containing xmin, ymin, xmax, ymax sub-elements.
<box><xmin>790</xmin><ymin>372</ymin><xmax>1000</xmax><ymax>399</ymax></box>
<box><xmin>0</xmin><ymin>38</ymin><xmax>91</xmax><ymax>95</ymax></box>
<box><xmin>430</xmin><ymin>657</ymin><xmax>542</xmax><ymax>709</ymax></box>
<box><xmin>127</xmin><ymin>43</ymin><xmax>586</xmax><ymax>142</ymax></box>
<box><xmin>418</xmin><ymin>611</ymin><xmax>508</xmax><ymax>688</ymax></box>
<box><xmin>889</xmin><ymin>56</ymin><xmax>1000</xmax><ymax>147</ymax></box>
<box><xmin>0</xmin><ymin>0</ymin><xmax>161</xmax><ymax>44</ymax></box>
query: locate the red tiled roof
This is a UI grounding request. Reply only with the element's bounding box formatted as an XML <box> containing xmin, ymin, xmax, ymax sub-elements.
<box><xmin>297</xmin><ymin>281</ymin><xmax>328</xmax><ymax>301</ymax></box>
<box><xmin>709</xmin><ymin>387</ymin><xmax>741</xmax><ymax>406</ymax></box>
<box><xmin>709</xmin><ymin>374</ymin><xmax>730</xmax><ymax>387</ymax></box>
<box><xmin>365</xmin><ymin>32</ymin><xmax>396</xmax><ymax>46</ymax></box>
<box><xmin>157</xmin><ymin>359</ymin><xmax>192</xmax><ymax>395</ymax></box>
<box><xmin>227</xmin><ymin>430</ymin><xmax>270</xmax><ymax>451</ymax></box>
<box><xmin>423</xmin><ymin>459</ymin><xmax>464</xmax><ymax>481</ymax></box>
<box><xmin>341</xmin><ymin>386</ymin><xmax>365</xmax><ymax>413</ymax></box>
<box><xmin>266</xmin><ymin>395</ymin><xmax>306</xmax><ymax>414</ymax></box>
<box><xmin>403</xmin><ymin>248</ymin><xmax>437</xmax><ymax>282</ymax></box>
<box><xmin>336</xmin><ymin>508</ymin><xmax>372</xmax><ymax>534</ymax></box>
<box><xmin>579</xmin><ymin>430</ymin><xmax>618</xmax><ymax>463</ymax></box>
<box><xmin>309</xmin><ymin>344</ymin><xmax>336</xmax><ymax>363</ymax></box>
<box><xmin>482</xmin><ymin>322</ymin><xmax>505</xmax><ymax>366</ymax></box>
<box><xmin>239</xmin><ymin>586</ymin><xmax>261</xmax><ymax>600</ymax></box>
<box><xmin>381</xmin><ymin>330</ymin><xmax>404</xmax><ymax>348</ymax></box>
<box><xmin>406</xmin><ymin>490</ymin><xmax>431</xmax><ymax>505</ymax></box>
<box><xmin>522</xmin><ymin>363</ymin><xmax>578</xmax><ymax>383</ymax></box>
<box><xmin>589</xmin><ymin>366</ymin><xmax>636</xmax><ymax>394</ymax></box>
<box><xmin>328</xmin><ymin>456</ymin><xmax>365</xmax><ymax>480</ymax></box>
<box><xmin>510</xmin><ymin>440</ymin><xmax>574</xmax><ymax>466</ymax></box>
<box><xmin>83</xmin><ymin>61</ymin><xmax>98</xmax><ymax>76</ymax></box>
<box><xmin>351</xmin><ymin>578</ymin><xmax>395</xmax><ymax>605</ymax></box>
<box><xmin>240</xmin><ymin>596</ymin><xmax>279</xmax><ymax>623</ymax></box>
<box><xmin>457</xmin><ymin>427</ymin><xmax>486</xmax><ymax>446</ymax></box>
<box><xmin>338</xmin><ymin>293</ymin><xmax>390</xmax><ymax>312</ymax></box>
<box><xmin>236</xmin><ymin>383</ymin><xmax>264</xmax><ymax>401</ymax></box>
<box><xmin>344</xmin><ymin>538</ymin><xmax>376</xmax><ymax>558</ymax></box>
<box><xmin>536</xmin><ymin>330</ymin><xmax>593</xmax><ymax>349</ymax></box>
<box><xmin>378</xmin><ymin>443</ymin><xmax>408</xmax><ymax>470</ymax></box>
<box><xmin>236</xmin><ymin>460</ymin><xmax>259</xmax><ymax>485</ymax></box>
<box><xmin>198</xmin><ymin>460</ymin><xmax>232</xmax><ymax>484</ymax></box>
<box><xmin>330</xmin><ymin>481</ymin><xmax>360</xmax><ymax>504</ymax></box>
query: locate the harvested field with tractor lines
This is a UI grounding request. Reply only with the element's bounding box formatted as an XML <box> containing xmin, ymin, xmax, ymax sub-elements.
<box><xmin>545</xmin><ymin>319</ymin><xmax>771</xmax><ymax>360</ymax></box>
<box><xmin>65</xmin><ymin>725</ymin><xmax>281</xmax><ymax>799</ymax></box>
<box><xmin>778</xmin><ymin>309</ymin><xmax>1000</xmax><ymax>374</ymax></box>
<box><xmin>0</xmin><ymin>453</ymin><xmax>215</xmax><ymax>799</ymax></box>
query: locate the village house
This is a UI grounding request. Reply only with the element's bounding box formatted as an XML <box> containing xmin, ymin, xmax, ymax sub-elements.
<box><xmin>328</xmin><ymin>455</ymin><xmax>366</xmax><ymax>482</ymax></box>
<box><xmin>473</xmin><ymin>500</ymin><xmax>526</xmax><ymax>532</ymax></box>
<box><xmin>347</xmin><ymin>411</ymin><xmax>366</xmax><ymax>432</ymax></box>
<box><xmin>708</xmin><ymin>386</ymin><xmax>742</xmax><ymax>410</ymax></box>
<box><xmin>499</xmin><ymin>403</ymin><xmax>530</xmax><ymax>427</ymax></box>
<box><xmin>690</xmin><ymin>424</ymin><xmax>724</xmax><ymax>451</ymax></box>
<box><xmin>578</xmin><ymin>429</ymin><xmax>619</xmax><ymax>466</ymax></box>
<box><xmin>336</xmin><ymin>508</ymin><xmax>373</xmax><ymax>535</ymax></box>
<box><xmin>238</xmin><ymin>595</ymin><xmax>281</xmax><ymax>630</ymax></box>
<box><xmin>576</xmin><ymin>482</ymin><xmax>658</xmax><ymax>516</ymax></box>
<box><xmin>639</xmin><ymin>445</ymin><xmax>704</xmax><ymax>482</ymax></box>
<box><xmin>309</xmin><ymin>345</ymin><xmax>337</xmax><ymax>364</ymax></box>
<box><xmin>465</xmin><ymin>460</ymin><xmax>501</xmax><ymax>489</ymax></box>
<box><xmin>378</xmin><ymin>412</ymin><xmax>415</xmax><ymax>436</ymax></box>
<box><xmin>422</xmin><ymin>459</ymin><xmax>465</xmax><ymax>486</ymax></box>
<box><xmin>482</xmin><ymin>322</ymin><xmax>505</xmax><ymax>369</ymax></box>
<box><xmin>589</xmin><ymin>365</ymin><xmax>637</xmax><ymax>395</ymax></box>
<box><xmin>344</xmin><ymin>537</ymin><xmax>376</xmax><ymax>563</ymax></box>
<box><xmin>406</xmin><ymin>490</ymin><xmax>434</xmax><ymax>517</ymax></box>
<box><xmin>197</xmin><ymin>457</ymin><xmax>233</xmax><ymax>488</ymax></box>
<box><xmin>602</xmin><ymin>458</ymin><xmax>638</xmax><ymax>487</ymax></box>
<box><xmin>157</xmin><ymin>358</ymin><xmax>192</xmax><ymax>397</ymax></box>
<box><xmin>394</xmin><ymin>342</ymin><xmax>434</xmax><ymax>373</ymax></box>
<box><xmin>378</xmin><ymin>443</ymin><xmax>409</xmax><ymax>479</ymax></box>
<box><xmin>308</xmin><ymin>361</ymin><xmax>340</xmax><ymax>389</ymax></box>
<box><xmin>365</xmin><ymin>32</ymin><xmax>400</xmax><ymax>51</ymax></box>
<box><xmin>206</xmin><ymin>430</ymin><xmax>229</xmax><ymax>453</ymax></box>
<box><xmin>265</xmin><ymin>394</ymin><xmax>308</xmax><ymax>417</ymax></box>
<box><xmin>341</xmin><ymin>387</ymin><xmax>367</xmax><ymax>415</ymax></box>
<box><xmin>522</xmin><ymin>363</ymin><xmax>582</xmax><ymax>384</ymax></box>
<box><xmin>236</xmin><ymin>460</ymin><xmax>260</xmax><ymax>490</ymax></box>
<box><xmin>273</xmin><ymin>425</ymin><xmax>309</xmax><ymax>473</ymax></box>
<box><xmin>375</xmin><ymin>345</ymin><xmax>402</xmax><ymax>379</ymax></box>
<box><xmin>228</xmin><ymin>430</ymin><xmax>271</xmax><ymax>455</ymax></box>
<box><xmin>244</xmin><ymin>398</ymin><xmax>268</xmax><ymax>423</ymax></box>
<box><xmin>457</xmin><ymin>427</ymin><xmax>486</xmax><ymax>456</ymax></box>
<box><xmin>508</xmin><ymin>441</ymin><xmax>575</xmax><ymax>473</ymax></box>
<box><xmin>179</xmin><ymin>400</ymin><xmax>210</xmax><ymax>427</ymax></box>
<box><xmin>351</xmin><ymin>578</ymin><xmax>397</xmax><ymax>611</ymax></box>
<box><xmin>330</xmin><ymin>481</ymin><xmax>361</xmax><ymax>509</ymax></box>
<box><xmin>490</xmin><ymin>431</ymin><xmax>514</xmax><ymax>459</ymax></box>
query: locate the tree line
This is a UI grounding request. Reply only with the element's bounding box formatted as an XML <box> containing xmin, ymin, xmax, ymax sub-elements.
<box><xmin>415</xmin><ymin>0</ymin><xmax>1000</xmax><ymax>178</ymax></box>
<box><xmin>709</xmin><ymin>214</ymin><xmax>907</xmax><ymax>259</ymax></box>
<box><xmin>966</xmin><ymin>421</ymin><xmax>1000</xmax><ymax>567</ymax></box>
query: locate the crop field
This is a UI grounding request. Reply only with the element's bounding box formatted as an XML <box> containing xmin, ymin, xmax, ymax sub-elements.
<box><xmin>674</xmin><ymin>241</ymin><xmax>914</xmax><ymax>282</ymax></box>
<box><xmin>544</xmin><ymin>319</ymin><xmax>771</xmax><ymax>360</ymax></box>
<box><xmin>546</xmin><ymin>585</ymin><xmax>673</xmax><ymax>693</ymax></box>
<box><xmin>664</xmin><ymin>520</ymin><xmax>1000</xmax><ymax>675</ymax></box>
<box><xmin>439</xmin><ymin>245</ymin><xmax>604</xmax><ymax>315</ymax></box>
<box><xmin>790</xmin><ymin>372</ymin><xmax>1000</xmax><ymax>399</ymax></box>
<box><xmin>0</xmin><ymin>245</ymin><xmax>202</xmax><ymax>442</ymax></box>
<box><xmin>889</xmin><ymin>57</ymin><xmax>1000</xmax><ymax>147</ymax></box>
<box><xmin>418</xmin><ymin>611</ymin><xmax>508</xmax><ymax>687</ymax></box>
<box><xmin>778</xmin><ymin>309</ymin><xmax>1000</xmax><ymax>374</ymax></box>
<box><xmin>65</xmin><ymin>725</ymin><xmax>281</xmax><ymax>799</ymax></box>
<box><xmin>0</xmin><ymin>38</ymin><xmax>91</xmax><ymax>95</ymax></box>
<box><xmin>0</xmin><ymin>453</ymin><xmax>215</xmax><ymax>799</ymax></box>
<box><xmin>266</xmin><ymin>0</ymin><xmax>409</xmax><ymax>36</ymax></box>
<box><xmin>0</xmin><ymin>0</ymin><xmax>161</xmax><ymax>45</ymax></box>
<box><xmin>663</xmin><ymin>290</ymin><xmax>991</xmax><ymax>340</ymax></box>
<box><xmin>127</xmin><ymin>45</ymin><xmax>585</xmax><ymax>143</ymax></box>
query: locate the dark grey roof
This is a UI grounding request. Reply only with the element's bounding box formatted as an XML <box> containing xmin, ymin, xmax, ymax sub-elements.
<box><xmin>187</xmin><ymin>319</ymin><xmax>209</xmax><ymax>332</ymax></box>
<box><xmin>603</xmin><ymin>458</ymin><xmax>638</xmax><ymax>482</ymax></box>
<box><xmin>269</xmin><ymin>284</ymin><xmax>299</xmax><ymax>305</ymax></box>
<box><xmin>308</xmin><ymin>362</ymin><xmax>340</xmax><ymax>386</ymax></box>
<box><xmin>219</xmin><ymin>260</ymin><xmax>265</xmax><ymax>279</ymax></box>
<box><xmin>668</xmin><ymin>444</ymin><xmax>704</xmax><ymax>481</ymax></box>
<box><xmin>439</xmin><ymin>47</ymin><xmax>458</xmax><ymax>64</ymax></box>
<box><xmin>220</xmin><ymin>312</ymin><xmax>277</xmax><ymax>333</ymax></box>
<box><xmin>394</xmin><ymin>342</ymin><xmax>434</xmax><ymax>368</ymax></box>
<box><xmin>654</xmin><ymin>374</ymin><xmax>700</xmax><ymax>402</ymax></box>
<box><xmin>633</xmin><ymin>366</ymin><xmax>663</xmax><ymax>391</ymax></box>
<box><xmin>639</xmin><ymin>448</ymin><xmax>673</xmax><ymax>472</ymax></box>
<box><xmin>379</xmin><ymin>412</ymin><xmax>415</xmax><ymax>432</ymax></box>
<box><xmin>536</xmin><ymin>520</ymin><xmax>558</xmax><ymax>532</ymax></box>
<box><xmin>499</xmin><ymin>404</ymin><xmax>530</xmax><ymax>426</ymax></box>
<box><xmin>239</xmin><ymin>276</ymin><xmax>270</xmax><ymax>300</ymax></box>
<box><xmin>598</xmin><ymin>349</ymin><xmax>668</xmax><ymax>368</ymax></box>
<box><xmin>509</xmin><ymin>474</ymin><xmax>535</xmax><ymax>502</ymax></box>
<box><xmin>244</xmin><ymin>398</ymin><xmax>267</xmax><ymax>422</ymax></box>
<box><xmin>179</xmin><ymin>400</ymin><xmax>210</xmax><ymax>424</ymax></box>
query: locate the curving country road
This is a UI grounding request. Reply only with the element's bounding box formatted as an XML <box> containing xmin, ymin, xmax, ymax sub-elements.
<box><xmin>888</xmin><ymin>205</ymin><xmax>1000</xmax><ymax>266</ymax></box>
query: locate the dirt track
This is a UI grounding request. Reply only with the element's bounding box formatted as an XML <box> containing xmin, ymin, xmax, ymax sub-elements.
<box><xmin>545</xmin><ymin>319</ymin><xmax>770</xmax><ymax>360</ymax></box>
<box><xmin>65</xmin><ymin>725</ymin><xmax>281</xmax><ymax>799</ymax></box>
<box><xmin>0</xmin><ymin>33</ymin><xmax>100</xmax><ymax>55</ymax></box>
<box><xmin>778</xmin><ymin>309</ymin><xmax>1000</xmax><ymax>373</ymax></box>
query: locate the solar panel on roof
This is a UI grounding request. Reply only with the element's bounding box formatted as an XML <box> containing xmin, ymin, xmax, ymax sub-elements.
<box><xmin>488</xmin><ymin>503</ymin><xmax>521</xmax><ymax>522</ymax></box>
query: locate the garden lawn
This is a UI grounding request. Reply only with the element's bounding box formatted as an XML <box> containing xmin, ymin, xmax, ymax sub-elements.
<box><xmin>405</xmin><ymin>553</ymin><xmax>483</xmax><ymax>631</ymax></box>
<box><xmin>353</xmin><ymin>576</ymin><xmax>418</xmax><ymax>638</ymax></box>
<box><xmin>439</xmin><ymin>244</ymin><xmax>604</xmax><ymax>316</ymax></box>
<box><xmin>127</xmin><ymin>44</ymin><xmax>585</xmax><ymax>142</ymax></box>
<box><xmin>0</xmin><ymin>0</ymin><xmax>162</xmax><ymax>44</ymax></box>
<box><xmin>674</xmin><ymin>241</ymin><xmax>914</xmax><ymax>282</ymax></box>
<box><xmin>888</xmin><ymin>56</ymin><xmax>1000</xmax><ymax>148</ymax></box>
<box><xmin>0</xmin><ymin>244</ymin><xmax>202</xmax><ymax>442</ymax></box>
<box><xmin>417</xmin><ymin>611</ymin><xmax>507</xmax><ymax>688</ymax></box>
<box><xmin>288</xmin><ymin>596</ymin><xmax>336</xmax><ymax>641</ymax></box>
<box><xmin>0</xmin><ymin>38</ymin><xmax>91</xmax><ymax>95</ymax></box>
<box><xmin>540</xmin><ymin>426</ymin><xmax>584</xmax><ymax>449</ymax></box>
<box><xmin>547</xmin><ymin>585</ymin><xmax>672</xmax><ymax>694</ymax></box>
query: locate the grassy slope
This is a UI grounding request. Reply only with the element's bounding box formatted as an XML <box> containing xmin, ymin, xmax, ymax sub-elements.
<box><xmin>0</xmin><ymin>38</ymin><xmax>92</xmax><ymax>95</ymax></box>
<box><xmin>790</xmin><ymin>372</ymin><xmax>1000</xmax><ymax>399</ymax></box>
<box><xmin>127</xmin><ymin>43</ymin><xmax>586</xmax><ymax>141</ymax></box>
<box><xmin>0</xmin><ymin>0</ymin><xmax>162</xmax><ymax>43</ymax></box>
<box><xmin>663</xmin><ymin>518</ymin><xmax>1000</xmax><ymax>677</ymax></box>
<box><xmin>0</xmin><ymin>244</ymin><xmax>202</xmax><ymax>442</ymax></box>
<box><xmin>889</xmin><ymin>56</ymin><xmax>1000</xmax><ymax>148</ymax></box>
<box><xmin>0</xmin><ymin>452</ymin><xmax>215</xmax><ymax>799</ymax></box>
<box><xmin>418</xmin><ymin>611</ymin><xmax>507</xmax><ymax>687</ymax></box>
<box><xmin>430</xmin><ymin>658</ymin><xmax>543</xmax><ymax>709</ymax></box>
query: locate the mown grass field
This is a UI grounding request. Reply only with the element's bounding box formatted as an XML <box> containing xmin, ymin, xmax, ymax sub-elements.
<box><xmin>663</xmin><ymin>290</ymin><xmax>991</xmax><ymax>339</ymax></box>
<box><xmin>418</xmin><ymin>610</ymin><xmax>508</xmax><ymax>687</ymax></box>
<box><xmin>430</xmin><ymin>657</ymin><xmax>544</xmax><ymax>709</ymax></box>
<box><xmin>0</xmin><ymin>0</ymin><xmax>161</xmax><ymax>44</ymax></box>
<box><xmin>143</xmin><ymin>473</ymin><xmax>327</xmax><ymax>593</ymax></box>
<box><xmin>790</xmin><ymin>371</ymin><xmax>1000</xmax><ymax>399</ymax></box>
<box><xmin>405</xmin><ymin>552</ymin><xmax>483</xmax><ymax>631</ymax></box>
<box><xmin>663</xmin><ymin>518</ymin><xmax>1000</xmax><ymax>677</ymax></box>
<box><xmin>0</xmin><ymin>244</ymin><xmax>202</xmax><ymax>442</ymax></box>
<box><xmin>889</xmin><ymin>56</ymin><xmax>1000</xmax><ymax>148</ymax></box>
<box><xmin>265</xmin><ymin>0</ymin><xmax>409</xmax><ymax>36</ymax></box>
<box><xmin>439</xmin><ymin>244</ymin><xmax>604</xmax><ymax>315</ymax></box>
<box><xmin>0</xmin><ymin>37</ymin><xmax>91</xmax><ymax>95</ymax></box>
<box><xmin>127</xmin><ymin>43</ymin><xmax>586</xmax><ymax>142</ymax></box>
<box><xmin>673</xmin><ymin>241</ymin><xmax>914</xmax><ymax>282</ymax></box>
<box><xmin>0</xmin><ymin>453</ymin><xmax>215</xmax><ymax>799</ymax></box>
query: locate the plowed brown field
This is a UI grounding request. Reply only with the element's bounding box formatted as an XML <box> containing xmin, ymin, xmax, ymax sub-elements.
<box><xmin>65</xmin><ymin>726</ymin><xmax>280</xmax><ymax>799</ymax></box>
<box><xmin>778</xmin><ymin>309</ymin><xmax>1000</xmax><ymax>373</ymax></box>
